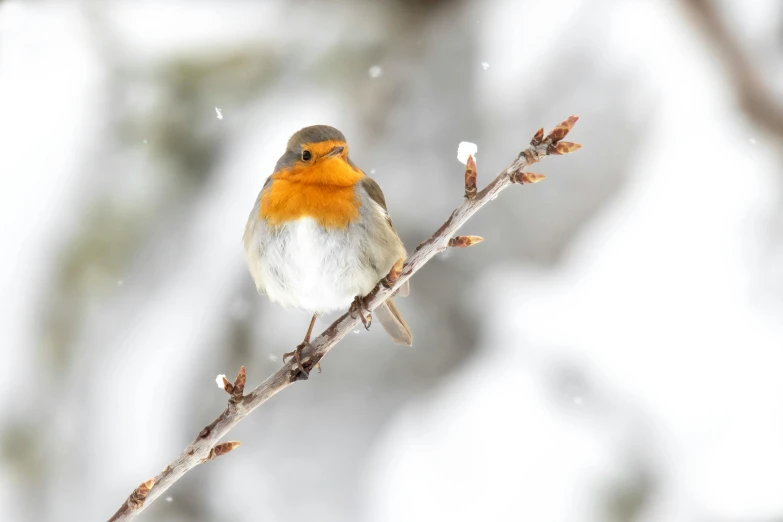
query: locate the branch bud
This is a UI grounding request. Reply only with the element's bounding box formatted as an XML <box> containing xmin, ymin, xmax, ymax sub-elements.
<box><xmin>448</xmin><ymin>235</ymin><xmax>484</xmax><ymax>248</ymax></box>
<box><xmin>383</xmin><ymin>258</ymin><xmax>404</xmax><ymax>288</ymax></box>
<box><xmin>546</xmin><ymin>115</ymin><xmax>579</xmax><ymax>143</ymax></box>
<box><xmin>549</xmin><ymin>141</ymin><xmax>582</xmax><ymax>155</ymax></box>
<box><xmin>531</xmin><ymin>128</ymin><xmax>545</xmax><ymax>146</ymax></box>
<box><xmin>513</xmin><ymin>172</ymin><xmax>546</xmax><ymax>184</ymax></box>
<box><xmin>464</xmin><ymin>155</ymin><xmax>477</xmax><ymax>199</ymax></box>
<box><xmin>233</xmin><ymin>366</ymin><xmax>246</xmax><ymax>396</ymax></box>
<box><xmin>204</xmin><ymin>441</ymin><xmax>242</xmax><ymax>462</ymax></box>
<box><xmin>219</xmin><ymin>375</ymin><xmax>234</xmax><ymax>394</ymax></box>
<box><xmin>129</xmin><ymin>478</ymin><xmax>156</xmax><ymax>510</ymax></box>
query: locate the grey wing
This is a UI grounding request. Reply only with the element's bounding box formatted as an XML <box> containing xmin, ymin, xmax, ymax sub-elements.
<box><xmin>359</xmin><ymin>176</ymin><xmax>410</xmax><ymax>297</ymax></box>
<box><xmin>359</xmin><ymin>176</ymin><xmax>393</xmax><ymax>226</ymax></box>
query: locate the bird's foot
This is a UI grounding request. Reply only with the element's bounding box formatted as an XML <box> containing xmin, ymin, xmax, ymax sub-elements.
<box><xmin>349</xmin><ymin>295</ymin><xmax>372</xmax><ymax>330</ymax></box>
<box><xmin>283</xmin><ymin>342</ymin><xmax>320</xmax><ymax>380</ymax></box>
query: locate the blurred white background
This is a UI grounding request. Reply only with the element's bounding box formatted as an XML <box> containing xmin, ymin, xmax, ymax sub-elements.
<box><xmin>2</xmin><ymin>0</ymin><xmax>783</xmax><ymax>521</ymax></box>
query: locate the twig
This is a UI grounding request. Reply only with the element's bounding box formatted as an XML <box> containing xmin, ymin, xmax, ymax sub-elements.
<box><xmin>107</xmin><ymin>116</ymin><xmax>581</xmax><ymax>521</ymax></box>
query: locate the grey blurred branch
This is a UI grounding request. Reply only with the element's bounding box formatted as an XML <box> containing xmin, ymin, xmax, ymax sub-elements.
<box><xmin>107</xmin><ymin>117</ymin><xmax>582</xmax><ymax>521</ymax></box>
<box><xmin>682</xmin><ymin>0</ymin><xmax>783</xmax><ymax>137</ymax></box>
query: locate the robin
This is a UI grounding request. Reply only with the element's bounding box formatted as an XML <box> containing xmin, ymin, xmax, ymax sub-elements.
<box><xmin>243</xmin><ymin>125</ymin><xmax>412</xmax><ymax>371</ymax></box>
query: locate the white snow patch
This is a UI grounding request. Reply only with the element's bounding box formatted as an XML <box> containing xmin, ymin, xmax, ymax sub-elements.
<box><xmin>456</xmin><ymin>141</ymin><xmax>477</xmax><ymax>165</ymax></box>
<box><xmin>215</xmin><ymin>374</ymin><xmax>227</xmax><ymax>389</ymax></box>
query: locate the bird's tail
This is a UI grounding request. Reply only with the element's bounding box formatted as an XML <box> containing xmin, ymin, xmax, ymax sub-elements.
<box><xmin>375</xmin><ymin>298</ymin><xmax>412</xmax><ymax>346</ymax></box>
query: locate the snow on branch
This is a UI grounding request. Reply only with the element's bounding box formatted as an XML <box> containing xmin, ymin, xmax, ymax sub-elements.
<box><xmin>107</xmin><ymin>116</ymin><xmax>582</xmax><ymax>521</ymax></box>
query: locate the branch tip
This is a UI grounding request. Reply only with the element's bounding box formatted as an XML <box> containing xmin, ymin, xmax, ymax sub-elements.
<box><xmin>464</xmin><ymin>155</ymin><xmax>477</xmax><ymax>199</ymax></box>
<box><xmin>546</xmin><ymin>115</ymin><xmax>579</xmax><ymax>143</ymax></box>
<box><xmin>448</xmin><ymin>235</ymin><xmax>484</xmax><ymax>248</ymax></box>
<box><xmin>233</xmin><ymin>366</ymin><xmax>246</xmax><ymax>396</ymax></box>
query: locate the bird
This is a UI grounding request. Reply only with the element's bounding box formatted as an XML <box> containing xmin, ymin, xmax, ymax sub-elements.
<box><xmin>243</xmin><ymin>125</ymin><xmax>412</xmax><ymax>373</ymax></box>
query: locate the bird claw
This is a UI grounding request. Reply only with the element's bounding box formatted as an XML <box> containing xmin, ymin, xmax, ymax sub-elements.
<box><xmin>349</xmin><ymin>296</ymin><xmax>372</xmax><ymax>330</ymax></box>
<box><xmin>283</xmin><ymin>342</ymin><xmax>315</xmax><ymax>379</ymax></box>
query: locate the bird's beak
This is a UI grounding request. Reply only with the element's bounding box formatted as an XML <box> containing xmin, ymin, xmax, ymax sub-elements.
<box><xmin>327</xmin><ymin>145</ymin><xmax>345</xmax><ymax>157</ymax></box>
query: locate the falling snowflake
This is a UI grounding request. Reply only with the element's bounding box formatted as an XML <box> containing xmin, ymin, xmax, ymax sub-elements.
<box><xmin>481</xmin><ymin>62</ymin><xmax>489</xmax><ymax>70</ymax></box>
<box><xmin>368</xmin><ymin>65</ymin><xmax>383</xmax><ymax>78</ymax></box>
<box><xmin>215</xmin><ymin>107</ymin><xmax>223</xmax><ymax>120</ymax></box>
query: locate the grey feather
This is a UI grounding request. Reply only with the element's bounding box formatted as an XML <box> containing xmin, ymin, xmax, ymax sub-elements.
<box><xmin>375</xmin><ymin>298</ymin><xmax>412</xmax><ymax>346</ymax></box>
<box><xmin>275</xmin><ymin>125</ymin><xmax>347</xmax><ymax>172</ymax></box>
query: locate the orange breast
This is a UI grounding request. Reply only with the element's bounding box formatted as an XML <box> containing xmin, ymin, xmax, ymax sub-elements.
<box><xmin>260</xmin><ymin>153</ymin><xmax>366</xmax><ymax>229</ymax></box>
<box><xmin>260</xmin><ymin>179</ymin><xmax>361</xmax><ymax>229</ymax></box>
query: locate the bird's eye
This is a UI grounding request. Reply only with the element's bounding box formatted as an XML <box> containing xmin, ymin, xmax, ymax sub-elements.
<box><xmin>301</xmin><ymin>150</ymin><xmax>312</xmax><ymax>161</ymax></box>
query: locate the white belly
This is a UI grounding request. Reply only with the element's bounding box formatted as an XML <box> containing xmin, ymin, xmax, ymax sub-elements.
<box><xmin>254</xmin><ymin>218</ymin><xmax>377</xmax><ymax>313</ymax></box>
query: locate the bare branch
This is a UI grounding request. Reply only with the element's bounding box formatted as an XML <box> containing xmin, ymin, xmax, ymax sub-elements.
<box><xmin>681</xmin><ymin>0</ymin><xmax>783</xmax><ymax>138</ymax></box>
<box><xmin>107</xmin><ymin>116</ymin><xmax>581</xmax><ymax>521</ymax></box>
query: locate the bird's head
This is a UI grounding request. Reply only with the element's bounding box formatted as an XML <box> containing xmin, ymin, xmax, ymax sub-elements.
<box><xmin>273</xmin><ymin>125</ymin><xmax>360</xmax><ymax>186</ymax></box>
